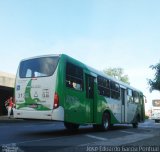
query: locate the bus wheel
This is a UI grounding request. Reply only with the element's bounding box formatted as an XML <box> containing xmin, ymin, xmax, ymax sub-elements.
<box><xmin>132</xmin><ymin>116</ymin><xmax>139</xmax><ymax>128</ymax></box>
<box><xmin>100</xmin><ymin>112</ymin><xmax>110</xmax><ymax>131</ymax></box>
<box><xmin>155</xmin><ymin>120</ymin><xmax>159</xmax><ymax>123</ymax></box>
<box><xmin>64</xmin><ymin>122</ymin><xmax>79</xmax><ymax>131</ymax></box>
<box><xmin>132</xmin><ymin>122</ymin><xmax>138</xmax><ymax>128</ymax></box>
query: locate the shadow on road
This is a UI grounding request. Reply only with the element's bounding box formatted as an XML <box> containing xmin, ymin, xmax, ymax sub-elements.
<box><xmin>17</xmin><ymin>124</ymin><xmax>134</xmax><ymax>138</ymax></box>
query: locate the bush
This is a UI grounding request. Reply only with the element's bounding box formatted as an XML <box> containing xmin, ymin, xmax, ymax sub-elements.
<box><xmin>145</xmin><ymin>115</ymin><xmax>149</xmax><ymax>119</ymax></box>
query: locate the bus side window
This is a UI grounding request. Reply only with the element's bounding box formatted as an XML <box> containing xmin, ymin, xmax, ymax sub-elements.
<box><xmin>66</xmin><ymin>62</ymin><xmax>83</xmax><ymax>91</ymax></box>
<box><xmin>139</xmin><ymin>95</ymin><xmax>143</xmax><ymax>105</ymax></box>
<box><xmin>110</xmin><ymin>81</ymin><xmax>120</xmax><ymax>100</ymax></box>
<box><xmin>127</xmin><ymin>89</ymin><xmax>133</xmax><ymax>103</ymax></box>
<box><xmin>133</xmin><ymin>91</ymin><xmax>139</xmax><ymax>103</ymax></box>
<box><xmin>97</xmin><ymin>76</ymin><xmax>110</xmax><ymax>97</ymax></box>
<box><xmin>66</xmin><ymin>80</ymin><xmax>73</xmax><ymax>88</ymax></box>
<box><xmin>86</xmin><ymin>75</ymin><xmax>94</xmax><ymax>99</ymax></box>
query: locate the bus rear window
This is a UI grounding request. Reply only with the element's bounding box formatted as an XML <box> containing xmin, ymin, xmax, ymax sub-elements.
<box><xmin>19</xmin><ymin>56</ymin><xmax>60</xmax><ymax>78</ymax></box>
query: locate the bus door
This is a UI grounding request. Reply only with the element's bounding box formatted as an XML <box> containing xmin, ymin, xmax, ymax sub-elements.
<box><xmin>126</xmin><ymin>89</ymin><xmax>135</xmax><ymax>123</ymax></box>
<box><xmin>85</xmin><ymin>74</ymin><xmax>95</xmax><ymax>123</ymax></box>
<box><xmin>120</xmin><ymin>87</ymin><xmax>126</xmax><ymax>123</ymax></box>
<box><xmin>65</xmin><ymin>62</ymin><xmax>86</xmax><ymax>124</ymax></box>
<box><xmin>141</xmin><ymin>95</ymin><xmax>145</xmax><ymax>121</ymax></box>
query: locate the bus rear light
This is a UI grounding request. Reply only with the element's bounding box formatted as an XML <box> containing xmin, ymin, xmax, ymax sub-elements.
<box><xmin>54</xmin><ymin>92</ymin><xmax>59</xmax><ymax>109</ymax></box>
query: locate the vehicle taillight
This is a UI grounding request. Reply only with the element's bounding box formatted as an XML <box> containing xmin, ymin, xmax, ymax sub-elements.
<box><xmin>54</xmin><ymin>92</ymin><xmax>59</xmax><ymax>109</ymax></box>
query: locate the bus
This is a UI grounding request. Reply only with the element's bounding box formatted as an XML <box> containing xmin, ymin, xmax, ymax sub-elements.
<box><xmin>14</xmin><ymin>54</ymin><xmax>145</xmax><ymax>131</ymax></box>
<box><xmin>151</xmin><ymin>99</ymin><xmax>160</xmax><ymax>123</ymax></box>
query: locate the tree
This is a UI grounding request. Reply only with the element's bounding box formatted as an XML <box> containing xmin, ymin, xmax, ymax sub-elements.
<box><xmin>103</xmin><ymin>67</ymin><xmax>130</xmax><ymax>84</ymax></box>
<box><xmin>148</xmin><ymin>62</ymin><xmax>160</xmax><ymax>92</ymax></box>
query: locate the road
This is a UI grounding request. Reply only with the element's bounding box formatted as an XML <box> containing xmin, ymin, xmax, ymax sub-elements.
<box><xmin>0</xmin><ymin>119</ymin><xmax>160</xmax><ymax>152</ymax></box>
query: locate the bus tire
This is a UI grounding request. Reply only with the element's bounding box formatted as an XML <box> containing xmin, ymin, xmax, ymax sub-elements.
<box><xmin>100</xmin><ymin>112</ymin><xmax>110</xmax><ymax>131</ymax></box>
<box><xmin>155</xmin><ymin>120</ymin><xmax>159</xmax><ymax>123</ymax></box>
<box><xmin>132</xmin><ymin>115</ymin><xmax>139</xmax><ymax>128</ymax></box>
<box><xmin>132</xmin><ymin>122</ymin><xmax>138</xmax><ymax>128</ymax></box>
<box><xmin>64</xmin><ymin>122</ymin><xmax>79</xmax><ymax>131</ymax></box>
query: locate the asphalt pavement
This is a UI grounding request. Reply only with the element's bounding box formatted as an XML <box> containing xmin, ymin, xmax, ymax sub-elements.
<box><xmin>0</xmin><ymin>116</ymin><xmax>160</xmax><ymax>151</ymax></box>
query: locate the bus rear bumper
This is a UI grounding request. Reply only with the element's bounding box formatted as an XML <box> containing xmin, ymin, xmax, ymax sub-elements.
<box><xmin>13</xmin><ymin>106</ymin><xmax>64</xmax><ymax>121</ymax></box>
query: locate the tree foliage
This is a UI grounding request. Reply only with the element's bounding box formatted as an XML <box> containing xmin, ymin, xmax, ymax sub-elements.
<box><xmin>148</xmin><ymin>62</ymin><xmax>160</xmax><ymax>92</ymax></box>
<box><xmin>103</xmin><ymin>67</ymin><xmax>130</xmax><ymax>84</ymax></box>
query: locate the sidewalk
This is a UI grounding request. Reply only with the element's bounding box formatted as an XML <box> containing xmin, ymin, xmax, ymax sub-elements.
<box><xmin>0</xmin><ymin>115</ymin><xmax>23</xmax><ymax>122</ymax></box>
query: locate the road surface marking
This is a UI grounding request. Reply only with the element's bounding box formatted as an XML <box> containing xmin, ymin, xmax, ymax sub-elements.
<box><xmin>85</xmin><ymin>134</ymin><xmax>107</xmax><ymax>141</ymax></box>
<box><xmin>0</xmin><ymin>136</ymin><xmax>66</xmax><ymax>146</ymax></box>
<box><xmin>81</xmin><ymin>133</ymin><xmax>155</xmax><ymax>146</ymax></box>
<box><xmin>120</xmin><ymin>131</ymin><xmax>134</xmax><ymax>134</ymax></box>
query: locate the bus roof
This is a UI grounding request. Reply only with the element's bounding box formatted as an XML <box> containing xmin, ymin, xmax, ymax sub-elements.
<box><xmin>19</xmin><ymin>54</ymin><xmax>61</xmax><ymax>62</ymax></box>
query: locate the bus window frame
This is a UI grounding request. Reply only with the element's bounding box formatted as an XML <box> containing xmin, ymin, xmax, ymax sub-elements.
<box><xmin>110</xmin><ymin>81</ymin><xmax>120</xmax><ymax>100</ymax></box>
<box><xmin>97</xmin><ymin>76</ymin><xmax>110</xmax><ymax>98</ymax></box>
<box><xmin>127</xmin><ymin>88</ymin><xmax>134</xmax><ymax>103</ymax></box>
<box><xmin>133</xmin><ymin>91</ymin><xmax>139</xmax><ymax>104</ymax></box>
<box><xmin>65</xmin><ymin>62</ymin><xmax>84</xmax><ymax>91</ymax></box>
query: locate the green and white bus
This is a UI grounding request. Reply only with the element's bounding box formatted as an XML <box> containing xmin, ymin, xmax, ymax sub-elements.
<box><xmin>14</xmin><ymin>54</ymin><xmax>145</xmax><ymax>131</ymax></box>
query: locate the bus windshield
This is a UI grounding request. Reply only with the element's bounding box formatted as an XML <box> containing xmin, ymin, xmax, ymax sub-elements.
<box><xmin>19</xmin><ymin>56</ymin><xmax>60</xmax><ymax>78</ymax></box>
<box><xmin>152</xmin><ymin>100</ymin><xmax>160</xmax><ymax>107</ymax></box>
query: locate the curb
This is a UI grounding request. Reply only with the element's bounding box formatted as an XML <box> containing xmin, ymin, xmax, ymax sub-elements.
<box><xmin>0</xmin><ymin>116</ymin><xmax>23</xmax><ymax>123</ymax></box>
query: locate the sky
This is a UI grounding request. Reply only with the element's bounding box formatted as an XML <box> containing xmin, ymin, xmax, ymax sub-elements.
<box><xmin>0</xmin><ymin>0</ymin><xmax>160</xmax><ymax>109</ymax></box>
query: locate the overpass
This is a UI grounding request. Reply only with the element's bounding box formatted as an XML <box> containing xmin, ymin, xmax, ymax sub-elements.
<box><xmin>0</xmin><ymin>71</ymin><xmax>15</xmax><ymax>115</ymax></box>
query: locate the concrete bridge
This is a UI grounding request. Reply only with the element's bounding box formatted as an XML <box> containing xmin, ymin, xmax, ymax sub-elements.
<box><xmin>0</xmin><ymin>71</ymin><xmax>15</xmax><ymax>115</ymax></box>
